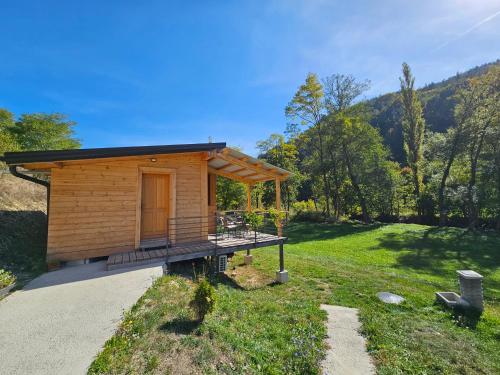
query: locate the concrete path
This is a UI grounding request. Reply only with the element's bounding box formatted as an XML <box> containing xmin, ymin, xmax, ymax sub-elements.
<box><xmin>320</xmin><ymin>304</ymin><xmax>376</xmax><ymax>375</ymax></box>
<box><xmin>0</xmin><ymin>261</ymin><xmax>163</xmax><ymax>375</ymax></box>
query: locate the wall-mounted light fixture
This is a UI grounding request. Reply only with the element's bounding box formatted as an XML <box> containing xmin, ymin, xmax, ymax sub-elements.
<box><xmin>150</xmin><ymin>158</ymin><xmax>157</xmax><ymax>162</ymax></box>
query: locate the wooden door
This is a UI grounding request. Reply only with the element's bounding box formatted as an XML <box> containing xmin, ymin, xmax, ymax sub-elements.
<box><xmin>141</xmin><ymin>174</ymin><xmax>169</xmax><ymax>240</ymax></box>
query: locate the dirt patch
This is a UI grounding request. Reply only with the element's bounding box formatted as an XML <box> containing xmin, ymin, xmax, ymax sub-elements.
<box><xmin>226</xmin><ymin>259</ymin><xmax>275</xmax><ymax>290</ymax></box>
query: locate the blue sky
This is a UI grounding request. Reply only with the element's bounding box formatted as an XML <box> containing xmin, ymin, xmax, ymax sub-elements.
<box><xmin>1</xmin><ymin>0</ymin><xmax>499</xmax><ymax>155</ymax></box>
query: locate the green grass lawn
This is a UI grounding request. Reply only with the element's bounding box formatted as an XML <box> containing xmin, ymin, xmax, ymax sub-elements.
<box><xmin>89</xmin><ymin>223</ymin><xmax>500</xmax><ymax>375</ymax></box>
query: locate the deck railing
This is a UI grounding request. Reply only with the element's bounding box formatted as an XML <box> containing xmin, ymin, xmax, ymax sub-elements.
<box><xmin>165</xmin><ymin>210</ymin><xmax>287</xmax><ymax>248</ymax></box>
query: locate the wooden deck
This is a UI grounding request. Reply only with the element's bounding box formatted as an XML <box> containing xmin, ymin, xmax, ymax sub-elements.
<box><xmin>107</xmin><ymin>232</ymin><xmax>285</xmax><ymax>271</ymax></box>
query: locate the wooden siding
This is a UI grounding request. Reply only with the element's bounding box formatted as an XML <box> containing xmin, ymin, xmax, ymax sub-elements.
<box><xmin>47</xmin><ymin>153</ymin><xmax>206</xmax><ymax>261</ymax></box>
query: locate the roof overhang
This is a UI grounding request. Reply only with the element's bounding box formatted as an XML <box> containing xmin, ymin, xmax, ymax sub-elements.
<box><xmin>1</xmin><ymin>143</ymin><xmax>292</xmax><ymax>183</ymax></box>
<box><xmin>208</xmin><ymin>148</ymin><xmax>291</xmax><ymax>183</ymax></box>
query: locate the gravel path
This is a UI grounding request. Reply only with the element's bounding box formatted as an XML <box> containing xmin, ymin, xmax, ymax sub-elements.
<box><xmin>320</xmin><ymin>304</ymin><xmax>376</xmax><ymax>375</ymax></box>
<box><xmin>0</xmin><ymin>261</ymin><xmax>163</xmax><ymax>375</ymax></box>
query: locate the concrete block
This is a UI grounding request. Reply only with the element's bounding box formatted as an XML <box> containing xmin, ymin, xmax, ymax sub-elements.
<box><xmin>276</xmin><ymin>270</ymin><xmax>289</xmax><ymax>283</ymax></box>
<box><xmin>244</xmin><ymin>255</ymin><xmax>253</xmax><ymax>265</ymax></box>
<box><xmin>457</xmin><ymin>270</ymin><xmax>484</xmax><ymax>311</ymax></box>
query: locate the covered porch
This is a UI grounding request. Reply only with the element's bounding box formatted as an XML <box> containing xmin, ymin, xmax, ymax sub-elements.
<box><xmin>109</xmin><ymin>147</ymin><xmax>291</xmax><ymax>282</ymax></box>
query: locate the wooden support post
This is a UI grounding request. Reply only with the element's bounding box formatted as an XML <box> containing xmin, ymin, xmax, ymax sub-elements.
<box><xmin>279</xmin><ymin>241</ymin><xmax>284</xmax><ymax>272</ymax></box>
<box><xmin>275</xmin><ymin>178</ymin><xmax>282</xmax><ymax>237</ymax></box>
<box><xmin>246</xmin><ymin>184</ymin><xmax>252</xmax><ymax>212</ymax></box>
<box><xmin>245</xmin><ymin>183</ymin><xmax>253</xmax><ymax>264</ymax></box>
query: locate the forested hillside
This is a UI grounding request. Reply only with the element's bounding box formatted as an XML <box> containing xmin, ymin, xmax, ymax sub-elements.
<box><xmin>367</xmin><ymin>60</ymin><xmax>500</xmax><ymax>162</ymax></box>
<box><xmin>246</xmin><ymin>61</ymin><xmax>500</xmax><ymax>230</ymax></box>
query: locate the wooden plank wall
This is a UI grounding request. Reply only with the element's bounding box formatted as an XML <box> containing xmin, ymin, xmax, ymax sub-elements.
<box><xmin>47</xmin><ymin>153</ymin><xmax>206</xmax><ymax>261</ymax></box>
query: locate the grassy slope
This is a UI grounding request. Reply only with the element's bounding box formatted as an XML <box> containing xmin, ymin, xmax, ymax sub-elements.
<box><xmin>89</xmin><ymin>223</ymin><xmax>500</xmax><ymax>375</ymax></box>
<box><xmin>0</xmin><ymin>173</ymin><xmax>47</xmax><ymax>285</ymax></box>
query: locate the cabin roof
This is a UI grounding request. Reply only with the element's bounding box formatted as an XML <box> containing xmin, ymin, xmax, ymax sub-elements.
<box><xmin>1</xmin><ymin>143</ymin><xmax>226</xmax><ymax>165</ymax></box>
<box><xmin>2</xmin><ymin>142</ymin><xmax>291</xmax><ymax>183</ymax></box>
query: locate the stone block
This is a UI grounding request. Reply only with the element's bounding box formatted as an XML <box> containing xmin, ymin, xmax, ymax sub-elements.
<box><xmin>244</xmin><ymin>255</ymin><xmax>253</xmax><ymax>265</ymax></box>
<box><xmin>276</xmin><ymin>270</ymin><xmax>288</xmax><ymax>283</ymax></box>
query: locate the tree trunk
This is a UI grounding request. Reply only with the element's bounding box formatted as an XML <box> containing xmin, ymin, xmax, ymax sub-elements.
<box><xmin>343</xmin><ymin>143</ymin><xmax>370</xmax><ymax>223</ymax></box>
<box><xmin>438</xmin><ymin>136</ymin><xmax>460</xmax><ymax>226</ymax></box>
<box><xmin>496</xmin><ymin>152</ymin><xmax>500</xmax><ymax>231</ymax></box>
<box><xmin>328</xmin><ymin>148</ymin><xmax>342</xmax><ymax>221</ymax></box>
<box><xmin>411</xmin><ymin>164</ymin><xmax>421</xmax><ymax>220</ymax></box>
<box><xmin>467</xmin><ymin>124</ymin><xmax>488</xmax><ymax>229</ymax></box>
<box><xmin>467</xmin><ymin>162</ymin><xmax>478</xmax><ymax>229</ymax></box>
<box><xmin>317</xmin><ymin>125</ymin><xmax>331</xmax><ymax>217</ymax></box>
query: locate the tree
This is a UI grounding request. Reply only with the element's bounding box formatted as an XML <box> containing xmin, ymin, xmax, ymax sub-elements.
<box><xmin>256</xmin><ymin>134</ymin><xmax>301</xmax><ymax>212</ymax></box>
<box><xmin>285</xmin><ymin>74</ymin><xmax>332</xmax><ymax>215</ymax></box>
<box><xmin>0</xmin><ymin>109</ymin><xmax>19</xmax><ymax>159</ymax></box>
<box><xmin>9</xmin><ymin>113</ymin><xmax>80</xmax><ymax>151</ymax></box>
<box><xmin>463</xmin><ymin>67</ymin><xmax>499</xmax><ymax>228</ymax></box>
<box><xmin>399</xmin><ymin>63</ymin><xmax>425</xmax><ymax>219</ymax></box>
<box><xmin>436</xmin><ymin>83</ymin><xmax>481</xmax><ymax>226</ymax></box>
<box><xmin>482</xmin><ymin>118</ymin><xmax>500</xmax><ymax>229</ymax></box>
<box><xmin>216</xmin><ymin>176</ymin><xmax>246</xmax><ymax>211</ymax></box>
<box><xmin>323</xmin><ymin>74</ymin><xmax>372</xmax><ymax>223</ymax></box>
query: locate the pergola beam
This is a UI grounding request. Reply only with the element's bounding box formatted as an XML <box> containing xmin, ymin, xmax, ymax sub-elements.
<box><xmin>207</xmin><ymin>167</ymin><xmax>253</xmax><ymax>184</ymax></box>
<box><xmin>215</xmin><ymin>152</ymin><xmax>278</xmax><ymax>179</ymax></box>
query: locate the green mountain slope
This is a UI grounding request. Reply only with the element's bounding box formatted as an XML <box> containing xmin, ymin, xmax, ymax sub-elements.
<box><xmin>366</xmin><ymin>60</ymin><xmax>500</xmax><ymax>163</ymax></box>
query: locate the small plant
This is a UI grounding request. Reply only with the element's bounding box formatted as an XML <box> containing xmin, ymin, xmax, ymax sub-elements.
<box><xmin>0</xmin><ymin>269</ymin><xmax>16</xmax><ymax>289</ymax></box>
<box><xmin>243</xmin><ymin>211</ymin><xmax>264</xmax><ymax>231</ymax></box>
<box><xmin>189</xmin><ymin>278</ymin><xmax>216</xmax><ymax>321</ymax></box>
<box><xmin>268</xmin><ymin>208</ymin><xmax>286</xmax><ymax>229</ymax></box>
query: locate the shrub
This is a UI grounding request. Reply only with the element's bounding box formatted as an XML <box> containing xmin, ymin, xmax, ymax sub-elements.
<box><xmin>293</xmin><ymin>211</ymin><xmax>326</xmax><ymax>223</ymax></box>
<box><xmin>292</xmin><ymin>200</ymin><xmax>316</xmax><ymax>214</ymax></box>
<box><xmin>0</xmin><ymin>269</ymin><xmax>16</xmax><ymax>288</ymax></box>
<box><xmin>189</xmin><ymin>279</ymin><xmax>216</xmax><ymax>321</ymax></box>
<box><xmin>268</xmin><ymin>207</ymin><xmax>286</xmax><ymax>229</ymax></box>
<box><xmin>243</xmin><ymin>211</ymin><xmax>264</xmax><ymax>231</ymax></box>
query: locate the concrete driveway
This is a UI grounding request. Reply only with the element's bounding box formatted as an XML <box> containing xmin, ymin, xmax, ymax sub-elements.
<box><xmin>0</xmin><ymin>261</ymin><xmax>164</xmax><ymax>375</ymax></box>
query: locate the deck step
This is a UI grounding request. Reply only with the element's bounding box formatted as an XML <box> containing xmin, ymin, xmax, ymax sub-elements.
<box><xmin>139</xmin><ymin>238</ymin><xmax>168</xmax><ymax>250</ymax></box>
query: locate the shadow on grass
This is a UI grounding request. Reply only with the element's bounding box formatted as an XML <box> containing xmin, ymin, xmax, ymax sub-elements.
<box><xmin>0</xmin><ymin>210</ymin><xmax>47</xmax><ymax>282</ymax></box>
<box><xmin>375</xmin><ymin>226</ymin><xmax>500</xmax><ymax>281</ymax></box>
<box><xmin>215</xmin><ymin>270</ymin><xmax>280</xmax><ymax>291</ymax></box>
<box><xmin>214</xmin><ymin>273</ymin><xmax>245</xmax><ymax>290</ymax></box>
<box><xmin>167</xmin><ymin>258</ymin><xmax>209</xmax><ymax>280</ymax></box>
<box><xmin>284</xmin><ymin>221</ymin><xmax>383</xmax><ymax>244</ymax></box>
<box><xmin>160</xmin><ymin>317</ymin><xmax>201</xmax><ymax>335</ymax></box>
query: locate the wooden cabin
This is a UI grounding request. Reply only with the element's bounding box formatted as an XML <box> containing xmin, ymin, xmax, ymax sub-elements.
<box><xmin>2</xmin><ymin>143</ymin><xmax>290</xmax><ymax>273</ymax></box>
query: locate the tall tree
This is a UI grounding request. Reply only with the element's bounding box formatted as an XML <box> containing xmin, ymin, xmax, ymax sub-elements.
<box><xmin>0</xmin><ymin>109</ymin><xmax>19</xmax><ymax>159</ymax></box>
<box><xmin>216</xmin><ymin>176</ymin><xmax>246</xmax><ymax>211</ymax></box>
<box><xmin>323</xmin><ymin>74</ymin><xmax>372</xmax><ymax>222</ymax></box>
<box><xmin>464</xmin><ymin>67</ymin><xmax>499</xmax><ymax>228</ymax></box>
<box><xmin>285</xmin><ymin>73</ymin><xmax>332</xmax><ymax>216</ymax></box>
<box><xmin>9</xmin><ymin>113</ymin><xmax>80</xmax><ymax>151</ymax></box>
<box><xmin>256</xmin><ymin>134</ymin><xmax>300</xmax><ymax>212</ymax></box>
<box><xmin>399</xmin><ymin>63</ymin><xmax>425</xmax><ymax>219</ymax></box>
<box><xmin>437</xmin><ymin>83</ymin><xmax>479</xmax><ymax>226</ymax></box>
